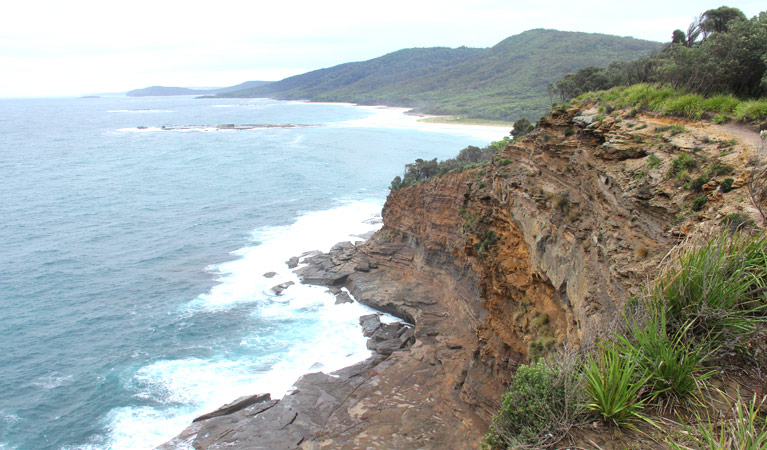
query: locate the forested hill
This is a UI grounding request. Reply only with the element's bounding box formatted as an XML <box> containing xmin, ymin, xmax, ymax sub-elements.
<box><xmin>216</xmin><ymin>29</ymin><xmax>662</xmax><ymax>121</ymax></box>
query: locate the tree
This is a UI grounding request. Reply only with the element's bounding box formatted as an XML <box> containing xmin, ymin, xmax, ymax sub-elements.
<box><xmin>512</xmin><ymin>118</ymin><xmax>533</xmax><ymax>138</ymax></box>
<box><xmin>672</xmin><ymin>29</ymin><xmax>686</xmax><ymax>44</ymax></box>
<box><xmin>700</xmin><ymin>6</ymin><xmax>747</xmax><ymax>35</ymax></box>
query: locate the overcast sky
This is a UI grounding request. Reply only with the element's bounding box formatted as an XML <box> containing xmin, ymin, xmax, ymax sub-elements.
<box><xmin>0</xmin><ymin>0</ymin><xmax>763</xmax><ymax>97</ymax></box>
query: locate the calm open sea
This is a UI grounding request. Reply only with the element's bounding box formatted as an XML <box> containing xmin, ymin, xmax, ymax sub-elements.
<box><xmin>0</xmin><ymin>96</ymin><xmax>505</xmax><ymax>449</ymax></box>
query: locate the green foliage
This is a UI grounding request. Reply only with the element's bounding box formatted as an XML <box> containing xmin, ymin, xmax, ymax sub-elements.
<box><xmin>512</xmin><ymin>117</ymin><xmax>533</xmax><ymax>138</ymax></box>
<box><xmin>691</xmin><ymin>195</ymin><xmax>708</xmax><ymax>211</ymax></box>
<box><xmin>217</xmin><ymin>29</ymin><xmax>661</xmax><ymax>121</ymax></box>
<box><xmin>705</xmin><ymin>162</ymin><xmax>732</xmax><ymax>178</ymax></box>
<box><xmin>701</xmin><ymin>94</ymin><xmax>740</xmax><ymax>113</ymax></box>
<box><xmin>720</xmin><ymin>177</ymin><xmax>734</xmax><ymax>193</ymax></box>
<box><xmin>475</xmin><ymin>230</ymin><xmax>499</xmax><ymax>254</ymax></box>
<box><xmin>650</xmin><ymin>233</ymin><xmax>767</xmax><ymax>357</ymax></box>
<box><xmin>664</xmin><ymin>94</ymin><xmax>704</xmax><ymax>119</ymax></box>
<box><xmin>560</xmin><ymin>7</ymin><xmax>767</xmax><ymax>101</ymax></box>
<box><xmin>734</xmin><ymin>99</ymin><xmax>767</xmax><ymax>122</ymax></box>
<box><xmin>585</xmin><ymin>344</ymin><xmax>652</xmax><ymax>427</ymax></box>
<box><xmin>669</xmin><ymin>392</ymin><xmax>767</xmax><ymax>450</ymax></box>
<box><xmin>390</xmin><ymin>139</ymin><xmax>511</xmax><ymax>190</ymax></box>
<box><xmin>647</xmin><ymin>154</ymin><xmax>662</xmax><ymax>169</ymax></box>
<box><xmin>713</xmin><ymin>113</ymin><xmax>729</xmax><ymax>124</ymax></box>
<box><xmin>483</xmin><ymin>356</ymin><xmax>586</xmax><ymax>449</ymax></box>
<box><xmin>612</xmin><ymin>308</ymin><xmax>712</xmax><ymax>401</ymax></box>
<box><xmin>686</xmin><ymin>176</ymin><xmax>708</xmax><ymax>192</ymax></box>
<box><xmin>669</xmin><ymin>154</ymin><xmax>696</xmax><ymax>177</ymax></box>
<box><xmin>722</xmin><ymin>212</ymin><xmax>753</xmax><ymax>232</ymax></box>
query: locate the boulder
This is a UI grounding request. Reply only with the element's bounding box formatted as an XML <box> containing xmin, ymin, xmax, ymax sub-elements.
<box><xmin>286</xmin><ymin>256</ymin><xmax>300</xmax><ymax>269</ymax></box>
<box><xmin>271</xmin><ymin>281</ymin><xmax>295</xmax><ymax>295</ymax></box>
<box><xmin>334</xmin><ymin>291</ymin><xmax>354</xmax><ymax>305</ymax></box>
<box><xmin>263</xmin><ymin>272</ymin><xmax>277</xmax><ymax>278</ymax></box>
<box><xmin>359</xmin><ymin>314</ymin><xmax>382</xmax><ymax>337</ymax></box>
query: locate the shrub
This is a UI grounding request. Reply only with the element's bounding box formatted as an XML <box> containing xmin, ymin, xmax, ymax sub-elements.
<box><xmin>651</xmin><ymin>233</ymin><xmax>767</xmax><ymax>358</ymax></box>
<box><xmin>585</xmin><ymin>344</ymin><xmax>652</xmax><ymax>428</ymax></box>
<box><xmin>686</xmin><ymin>176</ymin><xmax>708</xmax><ymax>192</ymax></box>
<box><xmin>713</xmin><ymin>114</ymin><xmax>729</xmax><ymax>124</ymax></box>
<box><xmin>669</xmin><ymin>392</ymin><xmax>767</xmax><ymax>450</ymax></box>
<box><xmin>734</xmin><ymin>99</ymin><xmax>767</xmax><ymax>122</ymax></box>
<box><xmin>669</xmin><ymin>154</ymin><xmax>696</xmax><ymax>177</ymax></box>
<box><xmin>705</xmin><ymin>163</ymin><xmax>732</xmax><ymax>178</ymax></box>
<box><xmin>702</xmin><ymin>95</ymin><xmax>740</xmax><ymax>113</ymax></box>
<box><xmin>720</xmin><ymin>177</ymin><xmax>734</xmax><ymax>193</ymax></box>
<box><xmin>647</xmin><ymin>154</ymin><xmax>661</xmax><ymax>169</ymax></box>
<box><xmin>612</xmin><ymin>308</ymin><xmax>713</xmax><ymax>402</ymax></box>
<box><xmin>483</xmin><ymin>356</ymin><xmax>586</xmax><ymax>449</ymax></box>
<box><xmin>692</xmin><ymin>195</ymin><xmax>708</xmax><ymax>211</ymax></box>
<box><xmin>664</xmin><ymin>94</ymin><xmax>704</xmax><ymax>119</ymax></box>
<box><xmin>721</xmin><ymin>212</ymin><xmax>753</xmax><ymax>232</ymax></box>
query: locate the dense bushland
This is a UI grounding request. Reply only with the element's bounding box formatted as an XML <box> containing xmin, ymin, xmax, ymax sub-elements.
<box><xmin>389</xmin><ymin>138</ymin><xmax>512</xmax><ymax>190</ymax></box>
<box><xmin>554</xmin><ymin>7</ymin><xmax>767</xmax><ymax>122</ymax></box>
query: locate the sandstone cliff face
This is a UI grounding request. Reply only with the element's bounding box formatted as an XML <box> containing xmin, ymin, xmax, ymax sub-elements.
<box><xmin>161</xmin><ymin>107</ymin><xmax>761</xmax><ymax>449</ymax></box>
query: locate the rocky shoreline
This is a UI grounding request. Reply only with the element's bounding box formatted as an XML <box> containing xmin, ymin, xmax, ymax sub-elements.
<box><xmin>158</xmin><ymin>240</ymin><xmax>431</xmax><ymax>450</ymax></box>
<box><xmin>159</xmin><ymin>105</ymin><xmax>763</xmax><ymax>449</ymax></box>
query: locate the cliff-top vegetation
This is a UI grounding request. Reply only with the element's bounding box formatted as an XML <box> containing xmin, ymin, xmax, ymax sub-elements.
<box><xmin>553</xmin><ymin>6</ymin><xmax>767</xmax><ymax>126</ymax></box>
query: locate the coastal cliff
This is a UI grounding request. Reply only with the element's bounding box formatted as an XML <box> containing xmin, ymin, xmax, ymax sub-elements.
<box><xmin>160</xmin><ymin>106</ymin><xmax>763</xmax><ymax>449</ymax></box>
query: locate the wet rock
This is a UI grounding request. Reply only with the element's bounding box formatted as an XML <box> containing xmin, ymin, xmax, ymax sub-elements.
<box><xmin>366</xmin><ymin>322</ymin><xmax>415</xmax><ymax>355</ymax></box>
<box><xmin>326</xmin><ymin>286</ymin><xmax>342</xmax><ymax>295</ymax></box>
<box><xmin>359</xmin><ymin>314</ymin><xmax>382</xmax><ymax>337</ymax></box>
<box><xmin>286</xmin><ymin>256</ymin><xmax>300</xmax><ymax>269</ymax></box>
<box><xmin>334</xmin><ymin>291</ymin><xmax>354</xmax><ymax>304</ymax></box>
<box><xmin>271</xmin><ymin>281</ymin><xmax>294</xmax><ymax>295</ymax></box>
<box><xmin>263</xmin><ymin>271</ymin><xmax>277</xmax><ymax>278</ymax></box>
<box><xmin>193</xmin><ymin>393</ymin><xmax>272</xmax><ymax>422</ymax></box>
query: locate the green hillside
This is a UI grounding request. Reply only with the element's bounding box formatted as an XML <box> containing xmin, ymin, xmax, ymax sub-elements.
<box><xmin>218</xmin><ymin>29</ymin><xmax>662</xmax><ymax>121</ymax></box>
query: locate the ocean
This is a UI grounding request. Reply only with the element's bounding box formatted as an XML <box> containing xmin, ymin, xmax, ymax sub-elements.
<box><xmin>0</xmin><ymin>96</ymin><xmax>506</xmax><ymax>449</ymax></box>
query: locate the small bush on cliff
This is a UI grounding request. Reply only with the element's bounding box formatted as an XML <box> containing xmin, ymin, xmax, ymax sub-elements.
<box><xmin>390</xmin><ymin>138</ymin><xmax>511</xmax><ymax>190</ymax></box>
<box><xmin>584</xmin><ymin>344</ymin><xmax>654</xmax><ymax>428</ymax></box>
<box><xmin>612</xmin><ymin>308</ymin><xmax>713</xmax><ymax>403</ymax></box>
<box><xmin>483</xmin><ymin>354</ymin><xmax>586</xmax><ymax>449</ymax></box>
<box><xmin>651</xmin><ymin>233</ymin><xmax>767</xmax><ymax>362</ymax></box>
<box><xmin>669</xmin><ymin>391</ymin><xmax>767</xmax><ymax>450</ymax></box>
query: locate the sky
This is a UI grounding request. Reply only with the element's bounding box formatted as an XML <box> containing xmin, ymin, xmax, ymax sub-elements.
<box><xmin>0</xmin><ymin>0</ymin><xmax>764</xmax><ymax>97</ymax></box>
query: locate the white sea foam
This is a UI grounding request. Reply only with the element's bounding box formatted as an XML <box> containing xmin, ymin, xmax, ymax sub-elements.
<box><xmin>96</xmin><ymin>199</ymin><xmax>389</xmax><ymax>450</ymax></box>
<box><xmin>187</xmin><ymin>199</ymin><xmax>383</xmax><ymax>311</ymax></box>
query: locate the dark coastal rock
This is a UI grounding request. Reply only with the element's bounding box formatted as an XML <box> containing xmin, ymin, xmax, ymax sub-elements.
<box><xmin>334</xmin><ymin>291</ymin><xmax>354</xmax><ymax>304</ymax></box>
<box><xmin>263</xmin><ymin>271</ymin><xmax>277</xmax><ymax>278</ymax></box>
<box><xmin>193</xmin><ymin>393</ymin><xmax>272</xmax><ymax>422</ymax></box>
<box><xmin>359</xmin><ymin>314</ymin><xmax>382</xmax><ymax>337</ymax></box>
<box><xmin>271</xmin><ymin>281</ymin><xmax>294</xmax><ymax>295</ymax></box>
<box><xmin>354</xmin><ymin>258</ymin><xmax>371</xmax><ymax>272</ymax></box>
<box><xmin>158</xmin><ymin>357</ymin><xmax>385</xmax><ymax>450</ymax></box>
<box><xmin>286</xmin><ymin>256</ymin><xmax>300</xmax><ymax>269</ymax></box>
<box><xmin>366</xmin><ymin>322</ymin><xmax>415</xmax><ymax>355</ymax></box>
<box><xmin>294</xmin><ymin>252</ymin><xmax>355</xmax><ymax>286</ymax></box>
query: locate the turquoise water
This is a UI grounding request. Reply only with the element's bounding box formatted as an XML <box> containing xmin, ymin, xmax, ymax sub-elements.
<box><xmin>0</xmin><ymin>96</ymin><xmax>504</xmax><ymax>449</ymax></box>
